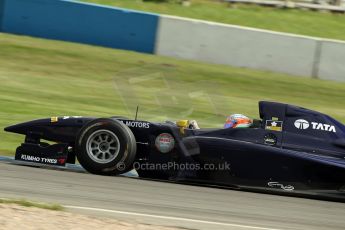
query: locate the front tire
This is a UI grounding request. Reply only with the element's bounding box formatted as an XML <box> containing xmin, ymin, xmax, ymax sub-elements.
<box><xmin>75</xmin><ymin>118</ymin><xmax>136</xmax><ymax>175</ymax></box>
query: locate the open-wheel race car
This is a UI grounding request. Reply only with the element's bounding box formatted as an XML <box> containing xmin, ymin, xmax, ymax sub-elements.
<box><xmin>4</xmin><ymin>101</ymin><xmax>345</xmax><ymax>201</ymax></box>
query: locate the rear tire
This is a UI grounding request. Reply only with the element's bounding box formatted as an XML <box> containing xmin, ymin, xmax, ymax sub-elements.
<box><xmin>75</xmin><ymin>118</ymin><xmax>136</xmax><ymax>175</ymax></box>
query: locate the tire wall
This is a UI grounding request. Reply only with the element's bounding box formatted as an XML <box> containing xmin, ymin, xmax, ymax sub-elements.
<box><xmin>0</xmin><ymin>0</ymin><xmax>159</xmax><ymax>53</ymax></box>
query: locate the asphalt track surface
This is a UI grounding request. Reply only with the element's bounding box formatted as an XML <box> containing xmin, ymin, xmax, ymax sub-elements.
<box><xmin>1</xmin><ymin>160</ymin><xmax>345</xmax><ymax>230</ymax></box>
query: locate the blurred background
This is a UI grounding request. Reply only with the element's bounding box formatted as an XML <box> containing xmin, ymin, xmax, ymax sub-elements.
<box><xmin>0</xmin><ymin>0</ymin><xmax>344</xmax><ymax>155</ymax></box>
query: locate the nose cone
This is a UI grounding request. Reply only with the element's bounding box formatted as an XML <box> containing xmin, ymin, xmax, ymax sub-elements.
<box><xmin>4</xmin><ymin>119</ymin><xmax>51</xmax><ymax>135</ymax></box>
<box><xmin>4</xmin><ymin>124</ymin><xmax>21</xmax><ymax>133</ymax></box>
<box><xmin>4</xmin><ymin>122</ymin><xmax>34</xmax><ymax>135</ymax></box>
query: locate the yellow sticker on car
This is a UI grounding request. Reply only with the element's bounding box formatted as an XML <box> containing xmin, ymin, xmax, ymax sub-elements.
<box><xmin>265</xmin><ymin>120</ymin><xmax>283</xmax><ymax>132</ymax></box>
<box><xmin>51</xmin><ymin>117</ymin><xmax>58</xmax><ymax>123</ymax></box>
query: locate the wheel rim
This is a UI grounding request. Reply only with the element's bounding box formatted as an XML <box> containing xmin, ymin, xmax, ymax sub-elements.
<box><xmin>86</xmin><ymin>130</ymin><xmax>120</xmax><ymax>164</ymax></box>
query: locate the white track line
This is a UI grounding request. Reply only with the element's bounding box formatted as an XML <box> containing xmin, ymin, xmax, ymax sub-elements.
<box><xmin>65</xmin><ymin>205</ymin><xmax>283</xmax><ymax>230</ymax></box>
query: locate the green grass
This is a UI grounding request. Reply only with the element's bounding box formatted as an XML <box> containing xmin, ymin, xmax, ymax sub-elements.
<box><xmin>0</xmin><ymin>32</ymin><xmax>345</xmax><ymax>156</ymax></box>
<box><xmin>0</xmin><ymin>198</ymin><xmax>64</xmax><ymax>211</ymax></box>
<box><xmin>82</xmin><ymin>0</ymin><xmax>345</xmax><ymax>41</ymax></box>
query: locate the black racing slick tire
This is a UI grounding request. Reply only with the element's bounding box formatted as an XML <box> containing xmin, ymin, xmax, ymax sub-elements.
<box><xmin>75</xmin><ymin>118</ymin><xmax>137</xmax><ymax>175</ymax></box>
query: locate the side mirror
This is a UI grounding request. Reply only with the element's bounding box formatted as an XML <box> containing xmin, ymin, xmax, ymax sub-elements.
<box><xmin>252</xmin><ymin>119</ymin><xmax>262</xmax><ymax>128</ymax></box>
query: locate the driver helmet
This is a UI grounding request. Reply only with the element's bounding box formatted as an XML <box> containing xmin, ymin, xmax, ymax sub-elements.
<box><xmin>224</xmin><ymin>114</ymin><xmax>252</xmax><ymax>129</ymax></box>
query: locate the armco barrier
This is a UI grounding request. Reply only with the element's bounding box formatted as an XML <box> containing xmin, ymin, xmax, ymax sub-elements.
<box><xmin>155</xmin><ymin>15</ymin><xmax>319</xmax><ymax>78</ymax></box>
<box><xmin>1</xmin><ymin>0</ymin><xmax>159</xmax><ymax>53</ymax></box>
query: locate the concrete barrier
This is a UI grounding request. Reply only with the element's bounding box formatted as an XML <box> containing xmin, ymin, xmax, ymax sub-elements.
<box><xmin>1</xmin><ymin>0</ymin><xmax>159</xmax><ymax>53</ymax></box>
<box><xmin>155</xmin><ymin>15</ymin><xmax>319</xmax><ymax>77</ymax></box>
<box><xmin>318</xmin><ymin>40</ymin><xmax>345</xmax><ymax>82</ymax></box>
<box><xmin>0</xmin><ymin>0</ymin><xmax>344</xmax><ymax>81</ymax></box>
<box><xmin>0</xmin><ymin>0</ymin><xmax>5</xmax><ymax>31</ymax></box>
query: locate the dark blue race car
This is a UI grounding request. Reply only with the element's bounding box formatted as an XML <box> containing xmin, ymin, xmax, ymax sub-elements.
<box><xmin>5</xmin><ymin>101</ymin><xmax>345</xmax><ymax>201</ymax></box>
